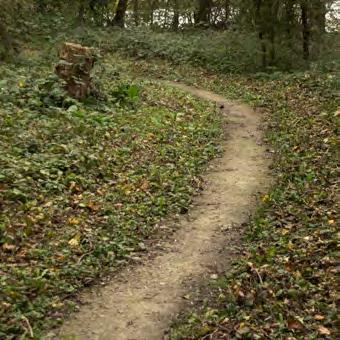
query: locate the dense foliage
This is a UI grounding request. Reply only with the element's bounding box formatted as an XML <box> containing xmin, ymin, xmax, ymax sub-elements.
<box><xmin>1</xmin><ymin>0</ymin><xmax>338</xmax><ymax>69</ymax></box>
<box><xmin>78</xmin><ymin>26</ymin><xmax>339</xmax><ymax>72</ymax></box>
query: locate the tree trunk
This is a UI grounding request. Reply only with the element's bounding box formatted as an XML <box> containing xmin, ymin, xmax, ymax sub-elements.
<box><xmin>269</xmin><ymin>29</ymin><xmax>275</xmax><ymax>65</ymax></box>
<box><xmin>225</xmin><ymin>0</ymin><xmax>230</xmax><ymax>22</ymax></box>
<box><xmin>254</xmin><ymin>0</ymin><xmax>267</xmax><ymax>68</ymax></box>
<box><xmin>77</xmin><ymin>1</ymin><xmax>85</xmax><ymax>25</ymax></box>
<box><xmin>300</xmin><ymin>0</ymin><xmax>310</xmax><ymax>61</ymax></box>
<box><xmin>285</xmin><ymin>0</ymin><xmax>294</xmax><ymax>42</ymax></box>
<box><xmin>196</xmin><ymin>0</ymin><xmax>211</xmax><ymax>25</ymax></box>
<box><xmin>259</xmin><ymin>31</ymin><xmax>267</xmax><ymax>68</ymax></box>
<box><xmin>172</xmin><ymin>0</ymin><xmax>179</xmax><ymax>30</ymax></box>
<box><xmin>133</xmin><ymin>0</ymin><xmax>139</xmax><ymax>26</ymax></box>
<box><xmin>312</xmin><ymin>0</ymin><xmax>326</xmax><ymax>34</ymax></box>
<box><xmin>0</xmin><ymin>18</ymin><xmax>13</xmax><ymax>57</ymax></box>
<box><xmin>311</xmin><ymin>0</ymin><xmax>326</xmax><ymax>56</ymax></box>
<box><xmin>269</xmin><ymin>0</ymin><xmax>279</xmax><ymax>66</ymax></box>
<box><xmin>113</xmin><ymin>0</ymin><xmax>129</xmax><ymax>27</ymax></box>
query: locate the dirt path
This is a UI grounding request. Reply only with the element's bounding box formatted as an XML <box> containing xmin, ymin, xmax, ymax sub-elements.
<box><xmin>56</xmin><ymin>83</ymin><xmax>270</xmax><ymax>340</ymax></box>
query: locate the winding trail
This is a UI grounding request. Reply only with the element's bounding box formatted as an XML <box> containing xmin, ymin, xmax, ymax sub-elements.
<box><xmin>56</xmin><ymin>83</ymin><xmax>270</xmax><ymax>340</ymax></box>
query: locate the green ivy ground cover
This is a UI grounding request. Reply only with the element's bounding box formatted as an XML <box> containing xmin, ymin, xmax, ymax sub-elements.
<box><xmin>0</xmin><ymin>55</ymin><xmax>223</xmax><ymax>338</ymax></box>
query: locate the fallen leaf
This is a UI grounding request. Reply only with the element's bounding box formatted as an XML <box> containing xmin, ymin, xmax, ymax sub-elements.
<box><xmin>288</xmin><ymin>319</ymin><xmax>304</xmax><ymax>330</ymax></box>
<box><xmin>2</xmin><ymin>243</ymin><xmax>16</xmax><ymax>252</ymax></box>
<box><xmin>262</xmin><ymin>194</ymin><xmax>269</xmax><ymax>202</ymax></box>
<box><xmin>314</xmin><ymin>315</ymin><xmax>325</xmax><ymax>320</ymax></box>
<box><xmin>87</xmin><ymin>201</ymin><xmax>99</xmax><ymax>211</ymax></box>
<box><xmin>318</xmin><ymin>326</ymin><xmax>331</xmax><ymax>336</ymax></box>
<box><xmin>68</xmin><ymin>234</ymin><xmax>81</xmax><ymax>247</ymax></box>
<box><xmin>68</xmin><ymin>217</ymin><xmax>80</xmax><ymax>225</ymax></box>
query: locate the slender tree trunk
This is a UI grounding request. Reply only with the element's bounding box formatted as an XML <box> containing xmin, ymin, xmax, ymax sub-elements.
<box><xmin>172</xmin><ymin>0</ymin><xmax>179</xmax><ymax>30</ymax></box>
<box><xmin>164</xmin><ymin>1</ymin><xmax>169</xmax><ymax>28</ymax></box>
<box><xmin>269</xmin><ymin>1</ymin><xmax>279</xmax><ymax>66</ymax></box>
<box><xmin>285</xmin><ymin>0</ymin><xmax>294</xmax><ymax>43</ymax></box>
<box><xmin>225</xmin><ymin>0</ymin><xmax>230</xmax><ymax>22</ymax></box>
<box><xmin>300</xmin><ymin>0</ymin><xmax>310</xmax><ymax>61</ymax></box>
<box><xmin>113</xmin><ymin>0</ymin><xmax>129</xmax><ymax>27</ymax></box>
<box><xmin>311</xmin><ymin>0</ymin><xmax>326</xmax><ymax>56</ymax></box>
<box><xmin>269</xmin><ymin>29</ymin><xmax>275</xmax><ymax>65</ymax></box>
<box><xmin>312</xmin><ymin>0</ymin><xmax>326</xmax><ymax>34</ymax></box>
<box><xmin>259</xmin><ymin>31</ymin><xmax>267</xmax><ymax>68</ymax></box>
<box><xmin>77</xmin><ymin>1</ymin><xmax>85</xmax><ymax>25</ymax></box>
<box><xmin>254</xmin><ymin>0</ymin><xmax>267</xmax><ymax>68</ymax></box>
<box><xmin>0</xmin><ymin>19</ymin><xmax>12</xmax><ymax>56</ymax></box>
<box><xmin>196</xmin><ymin>0</ymin><xmax>211</xmax><ymax>25</ymax></box>
<box><xmin>133</xmin><ymin>0</ymin><xmax>140</xmax><ymax>26</ymax></box>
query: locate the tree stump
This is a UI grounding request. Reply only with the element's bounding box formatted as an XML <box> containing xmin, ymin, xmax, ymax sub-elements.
<box><xmin>55</xmin><ymin>42</ymin><xmax>95</xmax><ymax>100</ymax></box>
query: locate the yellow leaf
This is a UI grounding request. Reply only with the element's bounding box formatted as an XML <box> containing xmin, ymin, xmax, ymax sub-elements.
<box><xmin>328</xmin><ymin>219</ymin><xmax>335</xmax><ymax>225</ymax></box>
<box><xmin>68</xmin><ymin>233</ymin><xmax>81</xmax><ymax>247</ymax></box>
<box><xmin>262</xmin><ymin>194</ymin><xmax>269</xmax><ymax>202</ymax></box>
<box><xmin>287</xmin><ymin>240</ymin><xmax>294</xmax><ymax>250</ymax></box>
<box><xmin>68</xmin><ymin>217</ymin><xmax>80</xmax><ymax>225</ymax></box>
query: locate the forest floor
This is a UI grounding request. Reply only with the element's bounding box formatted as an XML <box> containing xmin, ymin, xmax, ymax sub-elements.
<box><xmin>1</xmin><ymin>27</ymin><xmax>338</xmax><ymax>339</ymax></box>
<box><xmin>55</xmin><ymin>84</ymin><xmax>270</xmax><ymax>339</ymax></box>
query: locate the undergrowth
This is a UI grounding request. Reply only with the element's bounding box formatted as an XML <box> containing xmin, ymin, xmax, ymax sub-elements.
<box><xmin>79</xmin><ymin>27</ymin><xmax>339</xmax><ymax>73</ymax></box>
<box><xmin>25</xmin><ymin>17</ymin><xmax>340</xmax><ymax>74</ymax></box>
<box><xmin>0</xmin><ymin>54</ymin><xmax>222</xmax><ymax>338</ymax></box>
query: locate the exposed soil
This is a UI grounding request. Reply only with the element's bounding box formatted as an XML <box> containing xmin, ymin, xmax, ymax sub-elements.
<box><xmin>55</xmin><ymin>83</ymin><xmax>270</xmax><ymax>340</ymax></box>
